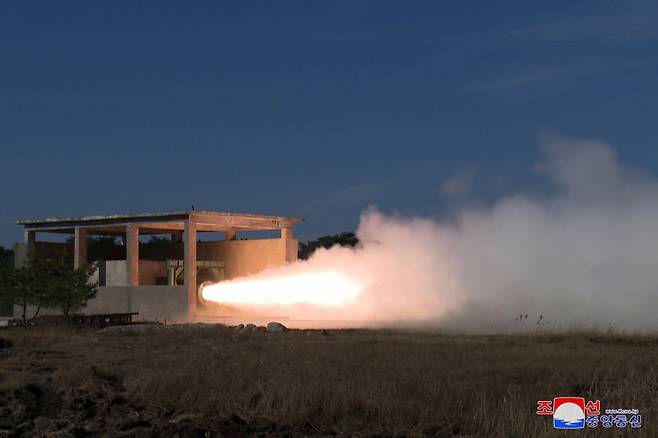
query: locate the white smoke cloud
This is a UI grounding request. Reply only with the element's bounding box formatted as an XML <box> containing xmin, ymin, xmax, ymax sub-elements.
<box><xmin>206</xmin><ymin>134</ymin><xmax>658</xmax><ymax>331</ymax></box>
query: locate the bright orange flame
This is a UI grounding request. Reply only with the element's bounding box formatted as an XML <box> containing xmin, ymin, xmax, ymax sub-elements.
<box><xmin>200</xmin><ymin>270</ymin><xmax>363</xmax><ymax>307</ymax></box>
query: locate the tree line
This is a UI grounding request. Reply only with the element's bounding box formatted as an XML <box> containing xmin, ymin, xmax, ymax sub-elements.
<box><xmin>298</xmin><ymin>232</ymin><xmax>359</xmax><ymax>260</ymax></box>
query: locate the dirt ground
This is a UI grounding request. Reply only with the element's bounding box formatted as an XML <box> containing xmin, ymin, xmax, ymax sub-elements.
<box><xmin>0</xmin><ymin>324</ymin><xmax>656</xmax><ymax>437</ymax></box>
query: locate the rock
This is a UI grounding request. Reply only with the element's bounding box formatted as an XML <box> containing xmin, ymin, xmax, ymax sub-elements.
<box><xmin>266</xmin><ymin>322</ymin><xmax>288</xmax><ymax>333</ymax></box>
<box><xmin>232</xmin><ymin>324</ymin><xmax>244</xmax><ymax>333</ymax></box>
<box><xmin>235</xmin><ymin>323</ymin><xmax>257</xmax><ymax>336</ymax></box>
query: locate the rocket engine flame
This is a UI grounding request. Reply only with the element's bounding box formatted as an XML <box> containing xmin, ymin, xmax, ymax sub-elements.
<box><xmin>195</xmin><ymin>237</ymin><xmax>452</xmax><ymax>323</ymax></box>
<box><xmin>200</xmin><ymin>270</ymin><xmax>363</xmax><ymax>307</ymax></box>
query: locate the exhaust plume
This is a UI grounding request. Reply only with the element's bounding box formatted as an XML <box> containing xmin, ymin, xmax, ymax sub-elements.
<box><xmin>203</xmin><ymin>134</ymin><xmax>658</xmax><ymax>330</ymax></box>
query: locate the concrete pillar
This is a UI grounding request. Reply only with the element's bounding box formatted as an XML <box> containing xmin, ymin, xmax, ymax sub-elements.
<box><xmin>24</xmin><ymin>230</ymin><xmax>36</xmax><ymax>260</ymax></box>
<box><xmin>73</xmin><ymin>227</ymin><xmax>87</xmax><ymax>269</ymax></box>
<box><xmin>18</xmin><ymin>230</ymin><xmax>36</xmax><ymax>267</ymax></box>
<box><xmin>184</xmin><ymin>219</ymin><xmax>197</xmax><ymax>319</ymax></box>
<box><xmin>281</xmin><ymin>226</ymin><xmax>297</xmax><ymax>263</ymax></box>
<box><xmin>126</xmin><ymin>224</ymin><xmax>139</xmax><ymax>286</ymax></box>
<box><xmin>224</xmin><ymin>230</ymin><xmax>237</xmax><ymax>241</ymax></box>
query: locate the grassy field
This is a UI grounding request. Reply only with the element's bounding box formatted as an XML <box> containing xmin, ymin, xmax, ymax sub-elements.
<box><xmin>0</xmin><ymin>325</ymin><xmax>656</xmax><ymax>437</ymax></box>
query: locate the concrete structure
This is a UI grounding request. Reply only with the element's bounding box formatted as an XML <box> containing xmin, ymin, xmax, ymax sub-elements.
<box><xmin>14</xmin><ymin>210</ymin><xmax>302</xmax><ymax>321</ymax></box>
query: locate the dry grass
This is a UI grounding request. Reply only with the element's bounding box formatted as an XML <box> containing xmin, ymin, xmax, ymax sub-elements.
<box><xmin>0</xmin><ymin>325</ymin><xmax>656</xmax><ymax>436</ymax></box>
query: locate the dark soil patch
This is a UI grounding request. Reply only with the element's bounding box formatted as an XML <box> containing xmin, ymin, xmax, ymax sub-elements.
<box><xmin>0</xmin><ymin>337</ymin><xmax>13</xmax><ymax>349</ymax></box>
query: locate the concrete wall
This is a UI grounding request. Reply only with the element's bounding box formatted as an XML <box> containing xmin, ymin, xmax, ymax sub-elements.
<box><xmin>130</xmin><ymin>286</ymin><xmax>188</xmax><ymax>321</ymax></box>
<box><xmin>83</xmin><ymin>286</ymin><xmax>131</xmax><ymax>315</ymax></box>
<box><xmin>15</xmin><ymin>285</ymin><xmax>188</xmax><ymax>323</ymax></box>
<box><xmin>198</xmin><ymin>238</ymin><xmax>297</xmax><ymax>279</ymax></box>
<box><xmin>103</xmin><ymin>260</ymin><xmax>128</xmax><ymax>286</ymax></box>
<box><xmin>13</xmin><ymin>243</ymin><xmax>27</xmax><ymax>268</ymax></box>
<box><xmin>141</xmin><ymin>243</ymin><xmax>182</xmax><ymax>260</ymax></box>
<box><xmin>286</xmin><ymin>236</ymin><xmax>298</xmax><ymax>263</ymax></box>
<box><xmin>139</xmin><ymin>260</ymin><xmax>167</xmax><ymax>285</ymax></box>
<box><xmin>85</xmin><ymin>286</ymin><xmax>188</xmax><ymax>322</ymax></box>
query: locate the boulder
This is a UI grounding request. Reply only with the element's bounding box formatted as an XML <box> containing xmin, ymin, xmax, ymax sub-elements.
<box><xmin>266</xmin><ymin>322</ymin><xmax>288</xmax><ymax>333</ymax></box>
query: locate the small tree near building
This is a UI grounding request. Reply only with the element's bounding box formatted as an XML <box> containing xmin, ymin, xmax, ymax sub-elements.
<box><xmin>43</xmin><ymin>260</ymin><xmax>98</xmax><ymax>317</ymax></box>
<box><xmin>0</xmin><ymin>246</ymin><xmax>12</xmax><ymax>268</ymax></box>
<box><xmin>0</xmin><ymin>246</ymin><xmax>15</xmax><ymax>316</ymax></box>
<box><xmin>0</xmin><ymin>258</ymin><xmax>51</xmax><ymax>325</ymax></box>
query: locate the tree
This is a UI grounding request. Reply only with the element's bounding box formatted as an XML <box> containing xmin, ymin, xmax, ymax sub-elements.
<box><xmin>0</xmin><ymin>245</ymin><xmax>13</xmax><ymax>268</ymax></box>
<box><xmin>298</xmin><ymin>232</ymin><xmax>359</xmax><ymax>260</ymax></box>
<box><xmin>141</xmin><ymin>235</ymin><xmax>171</xmax><ymax>248</ymax></box>
<box><xmin>0</xmin><ymin>246</ymin><xmax>15</xmax><ymax>316</ymax></box>
<box><xmin>41</xmin><ymin>259</ymin><xmax>98</xmax><ymax>317</ymax></box>
<box><xmin>0</xmin><ymin>265</ymin><xmax>15</xmax><ymax>318</ymax></box>
<box><xmin>65</xmin><ymin>235</ymin><xmax>120</xmax><ymax>246</ymax></box>
<box><xmin>0</xmin><ymin>258</ymin><xmax>51</xmax><ymax>325</ymax></box>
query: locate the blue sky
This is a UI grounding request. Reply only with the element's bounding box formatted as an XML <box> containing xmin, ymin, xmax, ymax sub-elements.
<box><xmin>1</xmin><ymin>1</ymin><xmax>657</xmax><ymax>246</ymax></box>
